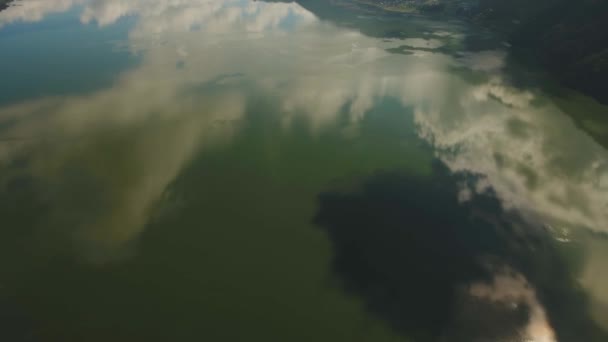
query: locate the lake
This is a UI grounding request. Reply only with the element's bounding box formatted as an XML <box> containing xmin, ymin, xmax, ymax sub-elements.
<box><xmin>1</xmin><ymin>1</ymin><xmax>608</xmax><ymax>341</ymax></box>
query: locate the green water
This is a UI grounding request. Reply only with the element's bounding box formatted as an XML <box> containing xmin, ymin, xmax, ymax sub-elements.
<box><xmin>0</xmin><ymin>1</ymin><xmax>608</xmax><ymax>341</ymax></box>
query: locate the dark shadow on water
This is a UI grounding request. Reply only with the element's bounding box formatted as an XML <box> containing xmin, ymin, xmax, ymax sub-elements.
<box><xmin>314</xmin><ymin>162</ymin><xmax>608</xmax><ymax>341</ymax></box>
<box><xmin>0</xmin><ymin>297</ymin><xmax>36</xmax><ymax>342</ymax></box>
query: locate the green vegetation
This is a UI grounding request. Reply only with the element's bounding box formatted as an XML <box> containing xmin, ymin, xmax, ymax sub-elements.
<box><xmin>355</xmin><ymin>0</ymin><xmax>425</xmax><ymax>13</ymax></box>
<box><xmin>508</xmin><ymin>0</ymin><xmax>608</xmax><ymax>104</ymax></box>
<box><xmin>0</xmin><ymin>0</ymin><xmax>12</xmax><ymax>11</ymax></box>
<box><xmin>356</xmin><ymin>0</ymin><xmax>608</xmax><ymax>104</ymax></box>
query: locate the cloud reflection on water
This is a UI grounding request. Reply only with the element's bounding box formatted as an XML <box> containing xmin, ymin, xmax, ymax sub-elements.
<box><xmin>0</xmin><ymin>0</ymin><xmax>84</xmax><ymax>27</ymax></box>
<box><xmin>1</xmin><ymin>0</ymin><xmax>608</xmax><ymax>338</ymax></box>
<box><xmin>0</xmin><ymin>1</ymin><xmax>319</xmax><ymax>259</ymax></box>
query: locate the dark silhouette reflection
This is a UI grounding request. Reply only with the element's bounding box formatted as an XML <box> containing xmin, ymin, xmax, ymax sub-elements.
<box><xmin>0</xmin><ymin>298</ymin><xmax>35</xmax><ymax>342</ymax></box>
<box><xmin>0</xmin><ymin>1</ymin><xmax>12</xmax><ymax>12</ymax></box>
<box><xmin>314</xmin><ymin>162</ymin><xmax>608</xmax><ymax>341</ymax></box>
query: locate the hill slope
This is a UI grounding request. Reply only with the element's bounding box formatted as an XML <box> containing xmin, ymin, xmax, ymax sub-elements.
<box><xmin>362</xmin><ymin>0</ymin><xmax>608</xmax><ymax>104</ymax></box>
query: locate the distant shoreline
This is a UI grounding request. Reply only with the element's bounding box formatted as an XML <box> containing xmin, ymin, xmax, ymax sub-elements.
<box><xmin>0</xmin><ymin>0</ymin><xmax>12</xmax><ymax>12</ymax></box>
<box><xmin>354</xmin><ymin>0</ymin><xmax>608</xmax><ymax>105</ymax></box>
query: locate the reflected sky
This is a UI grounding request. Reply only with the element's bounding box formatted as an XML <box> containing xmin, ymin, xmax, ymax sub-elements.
<box><xmin>1</xmin><ymin>0</ymin><xmax>608</xmax><ymax>341</ymax></box>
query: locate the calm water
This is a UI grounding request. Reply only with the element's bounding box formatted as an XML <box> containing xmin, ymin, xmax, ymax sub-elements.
<box><xmin>1</xmin><ymin>1</ymin><xmax>608</xmax><ymax>341</ymax></box>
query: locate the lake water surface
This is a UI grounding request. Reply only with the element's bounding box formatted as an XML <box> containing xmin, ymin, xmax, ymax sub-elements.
<box><xmin>1</xmin><ymin>1</ymin><xmax>608</xmax><ymax>341</ymax></box>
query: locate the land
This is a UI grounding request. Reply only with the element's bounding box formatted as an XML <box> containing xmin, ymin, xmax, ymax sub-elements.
<box><xmin>0</xmin><ymin>0</ymin><xmax>12</xmax><ymax>12</ymax></box>
<box><xmin>0</xmin><ymin>0</ymin><xmax>604</xmax><ymax>104</ymax></box>
<box><xmin>356</xmin><ymin>0</ymin><xmax>469</xmax><ymax>14</ymax></box>
<box><xmin>356</xmin><ymin>0</ymin><xmax>435</xmax><ymax>13</ymax></box>
<box><xmin>508</xmin><ymin>0</ymin><xmax>608</xmax><ymax>105</ymax></box>
<box><xmin>358</xmin><ymin>0</ymin><xmax>608</xmax><ymax>104</ymax></box>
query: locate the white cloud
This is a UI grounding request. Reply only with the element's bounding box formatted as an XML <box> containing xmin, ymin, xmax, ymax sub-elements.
<box><xmin>0</xmin><ymin>0</ymin><xmax>84</xmax><ymax>28</ymax></box>
<box><xmin>2</xmin><ymin>7</ymin><xmax>608</xmax><ymax>326</ymax></box>
<box><xmin>412</xmin><ymin>75</ymin><xmax>608</xmax><ymax>235</ymax></box>
<box><xmin>468</xmin><ymin>268</ymin><xmax>557</xmax><ymax>342</ymax></box>
<box><xmin>458</xmin><ymin>50</ymin><xmax>507</xmax><ymax>72</ymax></box>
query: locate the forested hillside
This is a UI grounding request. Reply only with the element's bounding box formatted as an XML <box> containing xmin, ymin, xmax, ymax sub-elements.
<box><xmin>361</xmin><ymin>0</ymin><xmax>608</xmax><ymax>104</ymax></box>
<box><xmin>0</xmin><ymin>0</ymin><xmax>12</xmax><ymax>12</ymax></box>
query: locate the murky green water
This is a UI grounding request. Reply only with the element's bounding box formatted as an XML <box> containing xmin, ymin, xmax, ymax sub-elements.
<box><xmin>1</xmin><ymin>1</ymin><xmax>608</xmax><ymax>341</ymax></box>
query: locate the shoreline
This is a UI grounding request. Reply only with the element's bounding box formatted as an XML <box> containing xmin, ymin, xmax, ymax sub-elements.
<box><xmin>357</xmin><ymin>0</ymin><xmax>608</xmax><ymax>105</ymax></box>
<box><xmin>0</xmin><ymin>0</ymin><xmax>12</xmax><ymax>12</ymax></box>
